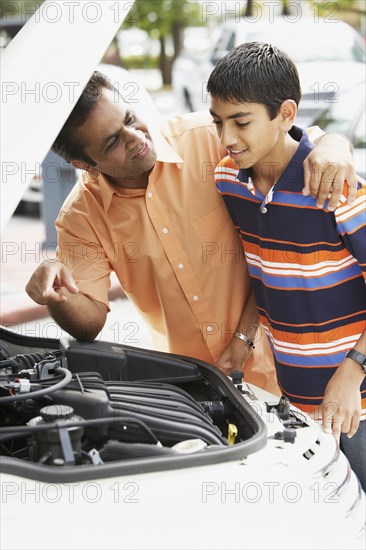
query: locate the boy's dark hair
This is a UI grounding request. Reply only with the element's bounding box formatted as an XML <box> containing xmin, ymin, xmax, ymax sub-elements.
<box><xmin>207</xmin><ymin>42</ymin><xmax>301</xmax><ymax>120</ymax></box>
<box><xmin>52</xmin><ymin>71</ymin><xmax>117</xmax><ymax>165</ymax></box>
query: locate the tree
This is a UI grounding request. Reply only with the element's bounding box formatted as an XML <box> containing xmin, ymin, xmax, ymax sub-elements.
<box><xmin>0</xmin><ymin>0</ymin><xmax>42</xmax><ymax>21</ymax></box>
<box><xmin>243</xmin><ymin>0</ymin><xmax>293</xmax><ymax>17</ymax></box>
<box><xmin>123</xmin><ymin>0</ymin><xmax>201</xmax><ymax>85</ymax></box>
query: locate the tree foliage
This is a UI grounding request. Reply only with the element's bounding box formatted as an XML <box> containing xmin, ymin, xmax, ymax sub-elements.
<box><xmin>0</xmin><ymin>0</ymin><xmax>43</xmax><ymax>20</ymax></box>
<box><xmin>124</xmin><ymin>0</ymin><xmax>202</xmax><ymax>38</ymax></box>
<box><xmin>122</xmin><ymin>0</ymin><xmax>202</xmax><ymax>84</ymax></box>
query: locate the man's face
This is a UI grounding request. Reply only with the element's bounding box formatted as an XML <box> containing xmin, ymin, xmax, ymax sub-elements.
<box><xmin>73</xmin><ymin>88</ymin><xmax>157</xmax><ymax>187</ymax></box>
<box><xmin>210</xmin><ymin>98</ymin><xmax>283</xmax><ymax>170</ymax></box>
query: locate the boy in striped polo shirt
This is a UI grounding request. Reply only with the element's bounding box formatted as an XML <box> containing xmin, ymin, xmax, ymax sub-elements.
<box><xmin>208</xmin><ymin>42</ymin><xmax>366</xmax><ymax>489</ymax></box>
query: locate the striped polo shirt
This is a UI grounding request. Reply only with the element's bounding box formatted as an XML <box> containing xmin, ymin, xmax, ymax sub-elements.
<box><xmin>215</xmin><ymin>128</ymin><xmax>366</xmax><ymax>414</ymax></box>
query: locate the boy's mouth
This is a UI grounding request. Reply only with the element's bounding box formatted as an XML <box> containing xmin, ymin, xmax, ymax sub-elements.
<box><xmin>227</xmin><ymin>148</ymin><xmax>248</xmax><ymax>160</ymax></box>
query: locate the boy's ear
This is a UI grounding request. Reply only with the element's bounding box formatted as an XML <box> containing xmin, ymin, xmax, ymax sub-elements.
<box><xmin>71</xmin><ymin>160</ymin><xmax>99</xmax><ymax>176</ymax></box>
<box><xmin>279</xmin><ymin>100</ymin><xmax>297</xmax><ymax>131</ymax></box>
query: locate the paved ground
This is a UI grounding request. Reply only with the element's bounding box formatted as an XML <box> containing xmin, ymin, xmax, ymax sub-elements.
<box><xmin>1</xmin><ymin>84</ymin><xmax>179</xmax><ymax>350</ymax></box>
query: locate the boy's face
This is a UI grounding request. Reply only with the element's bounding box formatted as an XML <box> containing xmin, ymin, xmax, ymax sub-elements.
<box><xmin>72</xmin><ymin>88</ymin><xmax>157</xmax><ymax>187</ymax></box>
<box><xmin>209</xmin><ymin>98</ymin><xmax>285</xmax><ymax>170</ymax></box>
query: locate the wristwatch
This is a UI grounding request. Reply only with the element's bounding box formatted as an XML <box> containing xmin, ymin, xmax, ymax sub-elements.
<box><xmin>345</xmin><ymin>349</ymin><xmax>366</xmax><ymax>375</ymax></box>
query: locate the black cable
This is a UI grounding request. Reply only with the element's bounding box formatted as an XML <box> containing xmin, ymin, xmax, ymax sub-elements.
<box><xmin>0</xmin><ymin>367</ymin><xmax>72</xmax><ymax>403</ymax></box>
<box><xmin>0</xmin><ymin>416</ymin><xmax>160</xmax><ymax>445</ymax></box>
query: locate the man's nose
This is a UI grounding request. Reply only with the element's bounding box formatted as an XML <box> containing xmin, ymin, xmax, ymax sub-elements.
<box><xmin>123</xmin><ymin>127</ymin><xmax>144</xmax><ymax>149</ymax></box>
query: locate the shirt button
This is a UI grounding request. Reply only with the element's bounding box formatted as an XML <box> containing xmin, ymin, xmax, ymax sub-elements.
<box><xmin>162</xmin><ymin>227</ymin><xmax>169</xmax><ymax>234</ymax></box>
<box><xmin>147</xmin><ymin>192</ymin><xmax>153</xmax><ymax>198</ymax></box>
<box><xmin>178</xmin><ymin>263</ymin><xmax>184</xmax><ymax>269</ymax></box>
<box><xmin>193</xmin><ymin>295</ymin><xmax>199</xmax><ymax>301</ymax></box>
<box><xmin>261</xmin><ymin>207</ymin><xmax>268</xmax><ymax>214</ymax></box>
<box><xmin>206</xmin><ymin>325</ymin><xmax>214</xmax><ymax>332</ymax></box>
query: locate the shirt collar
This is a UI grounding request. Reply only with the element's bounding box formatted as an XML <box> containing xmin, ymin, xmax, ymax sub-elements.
<box><xmin>85</xmin><ymin>119</ymin><xmax>184</xmax><ymax>214</ymax></box>
<box><xmin>237</xmin><ymin>126</ymin><xmax>315</xmax><ymax>192</ymax></box>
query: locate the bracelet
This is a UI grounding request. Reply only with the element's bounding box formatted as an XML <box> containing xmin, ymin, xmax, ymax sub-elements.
<box><xmin>234</xmin><ymin>332</ymin><xmax>255</xmax><ymax>349</ymax></box>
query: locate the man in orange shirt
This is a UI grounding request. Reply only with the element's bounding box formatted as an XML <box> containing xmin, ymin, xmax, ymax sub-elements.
<box><xmin>26</xmin><ymin>72</ymin><xmax>357</xmax><ymax>394</ymax></box>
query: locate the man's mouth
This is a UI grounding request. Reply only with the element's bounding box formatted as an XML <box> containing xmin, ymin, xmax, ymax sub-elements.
<box><xmin>134</xmin><ymin>140</ymin><xmax>149</xmax><ymax>159</ymax></box>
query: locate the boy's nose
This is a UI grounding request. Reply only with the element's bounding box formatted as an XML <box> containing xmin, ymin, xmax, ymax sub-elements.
<box><xmin>220</xmin><ymin>126</ymin><xmax>238</xmax><ymax>148</ymax></box>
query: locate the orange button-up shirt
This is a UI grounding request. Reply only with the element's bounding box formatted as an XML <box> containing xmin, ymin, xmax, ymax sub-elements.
<box><xmin>56</xmin><ymin>111</ymin><xmax>279</xmax><ymax>394</ymax></box>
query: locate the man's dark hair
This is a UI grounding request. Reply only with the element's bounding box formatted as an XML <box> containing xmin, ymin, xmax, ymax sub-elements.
<box><xmin>52</xmin><ymin>71</ymin><xmax>116</xmax><ymax>165</ymax></box>
<box><xmin>207</xmin><ymin>42</ymin><xmax>301</xmax><ymax>120</ymax></box>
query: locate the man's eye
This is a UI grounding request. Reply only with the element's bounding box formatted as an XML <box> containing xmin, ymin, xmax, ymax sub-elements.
<box><xmin>212</xmin><ymin>120</ymin><xmax>222</xmax><ymax>125</ymax></box>
<box><xmin>108</xmin><ymin>135</ymin><xmax>120</xmax><ymax>150</ymax></box>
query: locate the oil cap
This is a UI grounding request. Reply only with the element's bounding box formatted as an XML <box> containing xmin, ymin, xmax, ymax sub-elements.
<box><xmin>40</xmin><ymin>404</ymin><xmax>74</xmax><ymax>422</ymax></box>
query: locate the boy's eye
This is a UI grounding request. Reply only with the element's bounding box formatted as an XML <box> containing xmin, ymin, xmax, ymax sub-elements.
<box><xmin>236</xmin><ymin>122</ymin><xmax>250</xmax><ymax>128</ymax></box>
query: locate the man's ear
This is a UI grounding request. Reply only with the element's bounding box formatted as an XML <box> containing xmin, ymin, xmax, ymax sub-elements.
<box><xmin>71</xmin><ymin>160</ymin><xmax>99</xmax><ymax>176</ymax></box>
<box><xmin>279</xmin><ymin>100</ymin><xmax>297</xmax><ymax>131</ymax></box>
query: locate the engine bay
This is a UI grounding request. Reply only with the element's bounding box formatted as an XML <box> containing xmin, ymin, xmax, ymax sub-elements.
<box><xmin>0</xmin><ymin>327</ymin><xmax>268</xmax><ymax>480</ymax></box>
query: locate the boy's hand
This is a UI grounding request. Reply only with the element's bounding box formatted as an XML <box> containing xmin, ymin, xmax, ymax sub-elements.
<box><xmin>320</xmin><ymin>361</ymin><xmax>363</xmax><ymax>440</ymax></box>
<box><xmin>303</xmin><ymin>134</ymin><xmax>357</xmax><ymax>211</ymax></box>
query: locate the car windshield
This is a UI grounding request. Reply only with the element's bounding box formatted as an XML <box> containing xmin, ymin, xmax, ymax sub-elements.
<box><xmin>249</xmin><ymin>26</ymin><xmax>366</xmax><ymax>63</ymax></box>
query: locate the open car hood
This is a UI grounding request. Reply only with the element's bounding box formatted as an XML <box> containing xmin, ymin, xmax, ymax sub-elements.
<box><xmin>1</xmin><ymin>0</ymin><xmax>159</xmax><ymax>232</ymax></box>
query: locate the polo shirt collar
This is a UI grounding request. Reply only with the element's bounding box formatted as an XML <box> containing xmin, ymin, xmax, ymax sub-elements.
<box><xmin>238</xmin><ymin>126</ymin><xmax>315</xmax><ymax>193</ymax></box>
<box><xmin>91</xmin><ymin>119</ymin><xmax>184</xmax><ymax>213</ymax></box>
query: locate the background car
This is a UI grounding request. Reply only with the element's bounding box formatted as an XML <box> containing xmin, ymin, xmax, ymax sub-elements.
<box><xmin>313</xmin><ymin>80</ymin><xmax>366</xmax><ymax>179</ymax></box>
<box><xmin>172</xmin><ymin>17</ymin><xmax>366</xmax><ymax>128</ymax></box>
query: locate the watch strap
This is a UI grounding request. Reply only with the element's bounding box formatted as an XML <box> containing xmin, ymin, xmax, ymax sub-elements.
<box><xmin>234</xmin><ymin>332</ymin><xmax>255</xmax><ymax>350</ymax></box>
<box><xmin>346</xmin><ymin>349</ymin><xmax>366</xmax><ymax>374</ymax></box>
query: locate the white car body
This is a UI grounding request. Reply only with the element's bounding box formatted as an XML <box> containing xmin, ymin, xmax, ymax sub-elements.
<box><xmin>0</xmin><ymin>329</ymin><xmax>365</xmax><ymax>550</ymax></box>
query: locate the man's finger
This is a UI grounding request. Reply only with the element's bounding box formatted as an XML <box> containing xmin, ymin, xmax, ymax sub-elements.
<box><xmin>346</xmin><ymin>178</ymin><xmax>357</xmax><ymax>206</ymax></box>
<box><xmin>302</xmin><ymin>158</ymin><xmax>311</xmax><ymax>196</ymax></box>
<box><xmin>60</xmin><ymin>267</ymin><xmax>79</xmax><ymax>294</ymax></box>
<box><xmin>326</xmin><ymin>168</ymin><xmax>345</xmax><ymax>212</ymax></box>
<box><xmin>40</xmin><ymin>267</ymin><xmax>66</xmax><ymax>302</ymax></box>
<box><xmin>308</xmin><ymin>160</ymin><xmax>322</xmax><ymax>198</ymax></box>
<box><xmin>315</xmin><ymin>162</ymin><xmax>337</xmax><ymax>208</ymax></box>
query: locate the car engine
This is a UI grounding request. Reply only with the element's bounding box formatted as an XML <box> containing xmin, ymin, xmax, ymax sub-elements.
<box><xmin>0</xmin><ymin>327</ymin><xmax>279</xmax><ymax>475</ymax></box>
